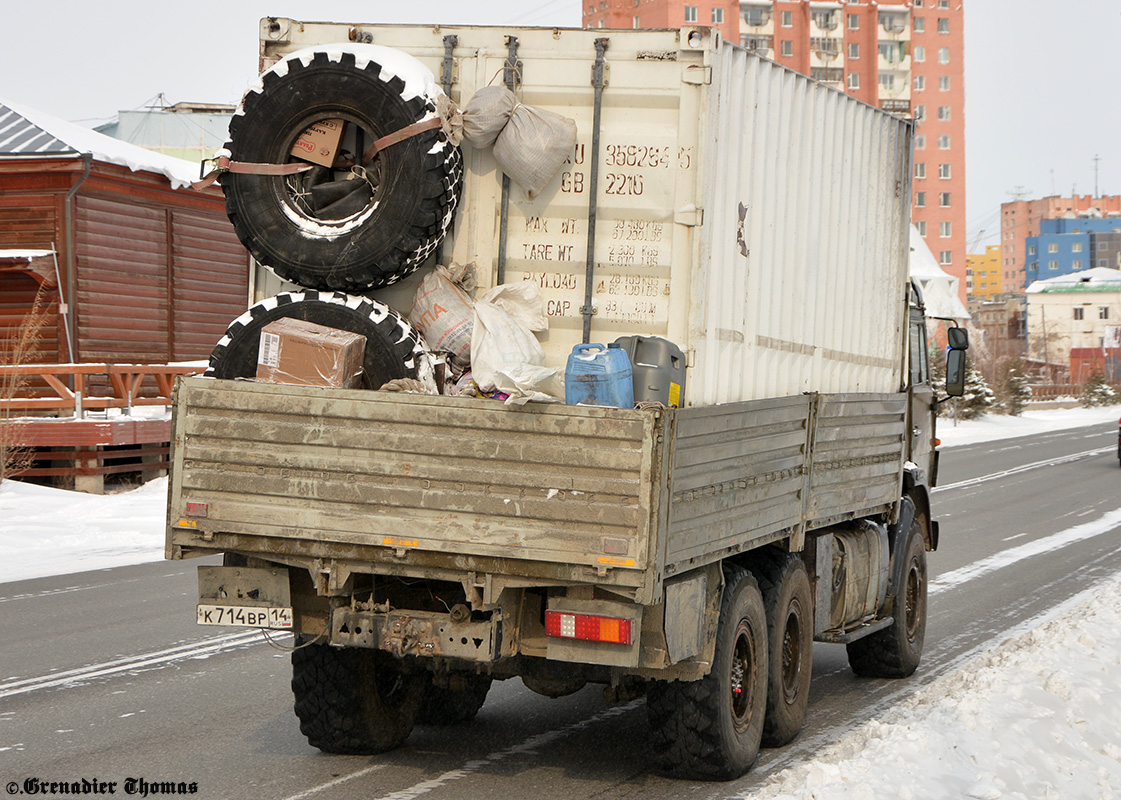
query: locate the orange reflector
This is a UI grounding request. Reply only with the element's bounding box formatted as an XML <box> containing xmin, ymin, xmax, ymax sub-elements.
<box><xmin>544</xmin><ymin>610</ymin><xmax>633</xmax><ymax>645</ymax></box>
<box><xmin>185</xmin><ymin>502</ymin><xmax>208</xmax><ymax>517</ymax></box>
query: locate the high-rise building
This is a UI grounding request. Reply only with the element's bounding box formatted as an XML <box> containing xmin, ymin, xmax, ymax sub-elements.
<box><xmin>966</xmin><ymin>244</ymin><xmax>1001</xmax><ymax>300</ymax></box>
<box><xmin>580</xmin><ymin>1</ymin><xmax>966</xmax><ymax>303</ymax></box>
<box><xmin>1000</xmin><ymin>194</ymin><xmax>1121</xmax><ymax>291</ymax></box>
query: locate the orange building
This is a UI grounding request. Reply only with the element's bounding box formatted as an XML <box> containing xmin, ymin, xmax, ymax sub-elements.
<box><xmin>1000</xmin><ymin>194</ymin><xmax>1121</xmax><ymax>292</ymax></box>
<box><xmin>966</xmin><ymin>244</ymin><xmax>1002</xmax><ymax>299</ymax></box>
<box><xmin>581</xmin><ymin>0</ymin><xmax>967</xmax><ymax>304</ymax></box>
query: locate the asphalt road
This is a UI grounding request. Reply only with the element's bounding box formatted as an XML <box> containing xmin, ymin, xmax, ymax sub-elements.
<box><xmin>1</xmin><ymin>419</ymin><xmax>1118</xmax><ymax>800</ymax></box>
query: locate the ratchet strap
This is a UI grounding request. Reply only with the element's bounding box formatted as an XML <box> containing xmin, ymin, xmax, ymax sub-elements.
<box><xmin>192</xmin><ymin>116</ymin><xmax>445</xmax><ymax>191</ymax></box>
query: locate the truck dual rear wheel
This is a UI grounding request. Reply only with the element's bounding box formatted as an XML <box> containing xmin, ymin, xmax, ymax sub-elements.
<box><xmin>291</xmin><ymin>641</ymin><xmax>426</xmax><ymax>754</ymax></box>
<box><xmin>223</xmin><ymin>48</ymin><xmax>462</xmax><ymax>292</ymax></box>
<box><xmin>646</xmin><ymin>567</ymin><xmax>768</xmax><ymax>780</ymax></box>
<box><xmin>757</xmin><ymin>553</ymin><xmax>813</xmax><ymax>747</ymax></box>
<box><xmin>416</xmin><ymin>675</ymin><xmax>492</xmax><ymax>725</ymax></box>
<box><xmin>846</xmin><ymin>516</ymin><xmax>927</xmax><ymax>678</ymax></box>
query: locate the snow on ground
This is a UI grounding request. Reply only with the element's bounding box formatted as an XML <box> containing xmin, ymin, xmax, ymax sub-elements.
<box><xmin>1</xmin><ymin>403</ymin><xmax>1120</xmax><ymax>796</ymax></box>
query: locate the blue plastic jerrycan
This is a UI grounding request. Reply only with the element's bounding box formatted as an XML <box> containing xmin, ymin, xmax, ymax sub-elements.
<box><xmin>564</xmin><ymin>343</ymin><xmax>635</xmax><ymax>408</ymax></box>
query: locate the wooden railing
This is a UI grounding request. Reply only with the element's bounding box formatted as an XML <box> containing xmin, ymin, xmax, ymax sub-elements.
<box><xmin>0</xmin><ymin>363</ymin><xmax>203</xmax><ymax>416</ymax></box>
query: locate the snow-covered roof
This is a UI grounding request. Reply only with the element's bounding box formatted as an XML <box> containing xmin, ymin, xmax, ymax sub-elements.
<box><xmin>0</xmin><ymin>98</ymin><xmax>200</xmax><ymax>190</ymax></box>
<box><xmin>0</xmin><ymin>249</ymin><xmax>54</xmax><ymax>261</ymax></box>
<box><xmin>1026</xmin><ymin>267</ymin><xmax>1121</xmax><ymax>294</ymax></box>
<box><xmin>909</xmin><ymin>225</ymin><xmax>970</xmax><ymax>320</ymax></box>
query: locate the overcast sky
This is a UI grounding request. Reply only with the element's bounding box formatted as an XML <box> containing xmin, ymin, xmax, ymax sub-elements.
<box><xmin>2</xmin><ymin>1</ymin><xmax>1118</xmax><ymax>250</ymax></box>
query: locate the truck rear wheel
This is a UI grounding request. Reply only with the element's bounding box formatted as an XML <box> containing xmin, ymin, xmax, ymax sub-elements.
<box><xmin>223</xmin><ymin>47</ymin><xmax>462</xmax><ymax>292</ymax></box>
<box><xmin>646</xmin><ymin>567</ymin><xmax>768</xmax><ymax>780</ymax></box>
<box><xmin>291</xmin><ymin>641</ymin><xmax>426</xmax><ymax>754</ymax></box>
<box><xmin>416</xmin><ymin>675</ymin><xmax>492</xmax><ymax>725</ymax></box>
<box><xmin>205</xmin><ymin>290</ymin><xmax>434</xmax><ymax>392</ymax></box>
<box><xmin>846</xmin><ymin>516</ymin><xmax>927</xmax><ymax>678</ymax></box>
<box><xmin>757</xmin><ymin>553</ymin><xmax>813</xmax><ymax>747</ymax></box>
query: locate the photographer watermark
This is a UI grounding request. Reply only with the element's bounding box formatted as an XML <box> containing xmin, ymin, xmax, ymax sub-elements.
<box><xmin>7</xmin><ymin>777</ymin><xmax>199</xmax><ymax>796</ymax></box>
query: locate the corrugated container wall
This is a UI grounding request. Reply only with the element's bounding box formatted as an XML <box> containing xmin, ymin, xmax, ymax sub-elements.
<box><xmin>261</xmin><ymin>22</ymin><xmax>912</xmax><ymax>406</ymax></box>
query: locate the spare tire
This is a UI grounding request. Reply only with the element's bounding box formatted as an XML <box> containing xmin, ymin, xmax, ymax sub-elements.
<box><xmin>205</xmin><ymin>290</ymin><xmax>435</xmax><ymax>392</ymax></box>
<box><xmin>223</xmin><ymin>45</ymin><xmax>462</xmax><ymax>292</ymax></box>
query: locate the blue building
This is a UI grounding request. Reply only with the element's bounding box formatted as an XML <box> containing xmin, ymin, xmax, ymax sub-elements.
<box><xmin>1024</xmin><ymin>217</ymin><xmax>1121</xmax><ymax>287</ymax></box>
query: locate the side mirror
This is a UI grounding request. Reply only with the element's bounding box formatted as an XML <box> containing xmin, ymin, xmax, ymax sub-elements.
<box><xmin>947</xmin><ymin>326</ymin><xmax>969</xmax><ymax>351</ymax></box>
<box><xmin>945</xmin><ymin>349</ymin><xmax>966</xmax><ymax>397</ymax></box>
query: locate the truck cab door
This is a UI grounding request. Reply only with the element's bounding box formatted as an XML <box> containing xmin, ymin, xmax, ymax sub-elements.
<box><xmin>907</xmin><ymin>310</ymin><xmax>936</xmax><ymax>483</ymax></box>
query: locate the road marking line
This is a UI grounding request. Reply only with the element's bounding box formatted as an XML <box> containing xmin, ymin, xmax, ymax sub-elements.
<box><xmin>281</xmin><ymin>764</ymin><xmax>388</xmax><ymax>800</ymax></box>
<box><xmin>0</xmin><ymin>630</ymin><xmax>263</xmax><ymax>699</ymax></box>
<box><xmin>934</xmin><ymin>446</ymin><xmax>1112</xmax><ymax>493</ymax></box>
<box><xmin>930</xmin><ymin>507</ymin><xmax>1121</xmax><ymax>596</ymax></box>
<box><xmin>1001</xmin><ymin>533</ymin><xmax>1027</xmax><ymax>542</ymax></box>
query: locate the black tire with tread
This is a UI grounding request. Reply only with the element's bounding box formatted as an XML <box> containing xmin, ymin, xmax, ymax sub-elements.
<box><xmin>846</xmin><ymin>516</ymin><xmax>928</xmax><ymax>678</ymax></box>
<box><xmin>756</xmin><ymin>553</ymin><xmax>813</xmax><ymax>747</ymax></box>
<box><xmin>223</xmin><ymin>48</ymin><xmax>462</xmax><ymax>292</ymax></box>
<box><xmin>646</xmin><ymin>566</ymin><xmax>769</xmax><ymax>781</ymax></box>
<box><xmin>204</xmin><ymin>290</ymin><xmax>432</xmax><ymax>392</ymax></box>
<box><xmin>291</xmin><ymin>642</ymin><xmax>426</xmax><ymax>754</ymax></box>
<box><xmin>416</xmin><ymin>676</ymin><xmax>492</xmax><ymax>725</ymax></box>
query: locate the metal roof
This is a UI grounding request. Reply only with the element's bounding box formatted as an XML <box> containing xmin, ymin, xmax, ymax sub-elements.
<box><xmin>0</xmin><ymin>102</ymin><xmax>77</xmax><ymax>156</ymax></box>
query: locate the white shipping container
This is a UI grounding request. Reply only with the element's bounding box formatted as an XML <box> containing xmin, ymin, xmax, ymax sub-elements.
<box><xmin>258</xmin><ymin>21</ymin><xmax>913</xmax><ymax>407</ymax></box>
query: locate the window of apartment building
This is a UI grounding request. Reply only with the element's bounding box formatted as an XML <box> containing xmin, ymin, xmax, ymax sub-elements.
<box><xmin>914</xmin><ymin>45</ymin><xmax>925</xmax><ymax>62</ymax></box>
<box><xmin>1072</xmin><ymin>242</ymin><xmax>1083</xmax><ymax>252</ymax></box>
<box><xmin>939</xmin><ymin>76</ymin><xmax>951</xmax><ymax>91</ymax></box>
<box><xmin>712</xmin><ymin>7</ymin><xmax>724</xmax><ymax>24</ymax></box>
<box><xmin>598</xmin><ymin>18</ymin><xmax>606</xmax><ymax>27</ymax></box>
<box><xmin>847</xmin><ymin>72</ymin><xmax>860</xmax><ymax>89</ymax></box>
<box><xmin>1073</xmin><ymin>260</ymin><xmax>1083</xmax><ymax>269</ymax></box>
<box><xmin>940</xmin><ymin>221</ymin><xmax>951</xmax><ymax>237</ymax></box>
<box><xmin>1029</xmin><ymin>245</ymin><xmax>1036</xmax><ymax>255</ymax></box>
<box><xmin>915</xmin><ymin>162</ymin><xmax>926</xmax><ymax>179</ymax></box>
<box><xmin>849</xmin><ymin>42</ymin><xmax>859</xmax><ymax>58</ymax></box>
<box><xmin>939</xmin><ymin>192</ymin><xmax>951</xmax><ymax>207</ymax></box>
<box><xmin>781</xmin><ymin>40</ymin><xmax>793</xmax><ymax>56</ymax></box>
<box><xmin>633</xmin><ymin>15</ymin><xmax>640</xmax><ymax>27</ymax></box>
<box><xmin>938</xmin><ymin>47</ymin><xmax>950</xmax><ymax>63</ymax></box>
<box><xmin>916</xmin><ymin>221</ymin><xmax>927</xmax><ymax>236</ymax></box>
<box><xmin>914</xmin><ymin>75</ymin><xmax>925</xmax><ymax>90</ymax></box>
<box><xmin>743</xmin><ymin>7</ymin><xmax>769</xmax><ymax>26</ymax></box>
<box><xmin>848</xmin><ymin>14</ymin><xmax>859</xmax><ymax>29</ymax></box>
<box><xmin>916</xmin><ymin>191</ymin><xmax>926</xmax><ymax>207</ymax></box>
<box><xmin>1073</xmin><ymin>307</ymin><xmax>1084</xmax><ymax>320</ymax></box>
<box><xmin>937</xmin><ymin>18</ymin><xmax>950</xmax><ymax>33</ymax></box>
<box><xmin>913</xmin><ymin>17</ymin><xmax>924</xmax><ymax>32</ymax></box>
<box><xmin>780</xmin><ymin>10</ymin><xmax>793</xmax><ymax>26</ymax></box>
<box><xmin>938</xmin><ymin>134</ymin><xmax>951</xmax><ymax>149</ymax></box>
<box><xmin>1101</xmin><ymin>260</ymin><xmax>1109</xmax><ymax>267</ymax></box>
<box><xmin>914</xmin><ymin>105</ymin><xmax>924</xmax><ymax>120</ymax></box>
<box><xmin>685</xmin><ymin>5</ymin><xmax>698</xmax><ymax>22</ymax></box>
<box><xmin>1048</xmin><ymin>243</ymin><xmax>1058</xmax><ymax>253</ymax></box>
<box><xmin>939</xmin><ymin>250</ymin><xmax>952</xmax><ymax>265</ymax></box>
<box><xmin>915</xmin><ymin>134</ymin><xmax>925</xmax><ymax>149</ymax></box>
<box><xmin>938</xmin><ymin>105</ymin><xmax>951</xmax><ymax>120</ymax></box>
<box><xmin>938</xmin><ymin>0</ymin><xmax>949</xmax><ymax>7</ymax></box>
<box><xmin>879</xmin><ymin>73</ymin><xmax>895</xmax><ymax>90</ymax></box>
<box><xmin>1049</xmin><ymin>260</ymin><xmax>1059</xmax><ymax>270</ymax></box>
<box><xmin>1102</xmin><ymin>307</ymin><xmax>1111</xmax><ymax>320</ymax></box>
<box><xmin>939</xmin><ymin>163</ymin><xmax>951</xmax><ymax>179</ymax></box>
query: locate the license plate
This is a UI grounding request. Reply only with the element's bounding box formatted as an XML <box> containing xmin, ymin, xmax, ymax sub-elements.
<box><xmin>196</xmin><ymin>604</ymin><xmax>293</xmax><ymax>629</ymax></box>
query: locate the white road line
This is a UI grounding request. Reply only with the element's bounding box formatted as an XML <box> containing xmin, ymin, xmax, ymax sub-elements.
<box><xmin>934</xmin><ymin>446</ymin><xmax>1112</xmax><ymax>493</ymax></box>
<box><xmin>281</xmin><ymin>765</ymin><xmax>388</xmax><ymax>800</ymax></box>
<box><xmin>1001</xmin><ymin>533</ymin><xmax>1027</xmax><ymax>542</ymax></box>
<box><xmin>0</xmin><ymin>630</ymin><xmax>263</xmax><ymax>699</ymax></box>
<box><xmin>930</xmin><ymin>507</ymin><xmax>1121</xmax><ymax>596</ymax></box>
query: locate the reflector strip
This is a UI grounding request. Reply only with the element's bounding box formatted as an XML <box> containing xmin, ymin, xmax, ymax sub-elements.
<box><xmin>544</xmin><ymin>610</ymin><xmax>633</xmax><ymax>645</ymax></box>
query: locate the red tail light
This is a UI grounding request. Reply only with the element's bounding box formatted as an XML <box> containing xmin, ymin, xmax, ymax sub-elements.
<box><xmin>545</xmin><ymin>610</ymin><xmax>633</xmax><ymax>645</ymax></box>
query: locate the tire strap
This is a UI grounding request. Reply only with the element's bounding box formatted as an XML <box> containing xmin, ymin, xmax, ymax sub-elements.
<box><xmin>360</xmin><ymin>117</ymin><xmax>443</xmax><ymax>166</ymax></box>
<box><xmin>191</xmin><ymin>155</ymin><xmax>313</xmax><ymax>191</ymax></box>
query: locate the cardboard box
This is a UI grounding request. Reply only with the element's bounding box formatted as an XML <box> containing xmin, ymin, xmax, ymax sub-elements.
<box><xmin>255</xmin><ymin>318</ymin><xmax>366</xmax><ymax>388</ymax></box>
<box><xmin>290</xmin><ymin>118</ymin><xmax>345</xmax><ymax>168</ymax></box>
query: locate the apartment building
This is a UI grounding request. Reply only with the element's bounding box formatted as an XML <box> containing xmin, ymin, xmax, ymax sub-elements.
<box><xmin>966</xmin><ymin>244</ymin><xmax>1001</xmax><ymax>299</ymax></box>
<box><xmin>580</xmin><ymin>0</ymin><xmax>966</xmax><ymax>303</ymax></box>
<box><xmin>1000</xmin><ymin>194</ymin><xmax>1121</xmax><ymax>291</ymax></box>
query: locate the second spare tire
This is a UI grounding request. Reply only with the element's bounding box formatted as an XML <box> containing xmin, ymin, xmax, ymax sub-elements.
<box><xmin>223</xmin><ymin>44</ymin><xmax>462</xmax><ymax>292</ymax></box>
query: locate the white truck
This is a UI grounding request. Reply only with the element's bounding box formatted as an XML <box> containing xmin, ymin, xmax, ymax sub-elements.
<box><xmin>166</xmin><ymin>19</ymin><xmax>967</xmax><ymax>780</ymax></box>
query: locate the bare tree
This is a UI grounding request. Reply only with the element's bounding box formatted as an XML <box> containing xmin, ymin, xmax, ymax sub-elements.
<box><xmin>1</xmin><ymin>283</ymin><xmax>49</xmax><ymax>483</ymax></box>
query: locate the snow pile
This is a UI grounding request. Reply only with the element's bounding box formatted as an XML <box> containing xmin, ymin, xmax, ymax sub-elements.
<box><xmin>752</xmin><ymin>575</ymin><xmax>1121</xmax><ymax>800</ymax></box>
<box><xmin>937</xmin><ymin>405</ymin><xmax>1119</xmax><ymax>448</ymax></box>
<box><xmin>0</xmin><ymin>477</ymin><xmax>168</xmax><ymax>582</ymax></box>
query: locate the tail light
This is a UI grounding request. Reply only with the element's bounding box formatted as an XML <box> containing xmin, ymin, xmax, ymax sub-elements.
<box><xmin>545</xmin><ymin>610</ymin><xmax>633</xmax><ymax>646</ymax></box>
